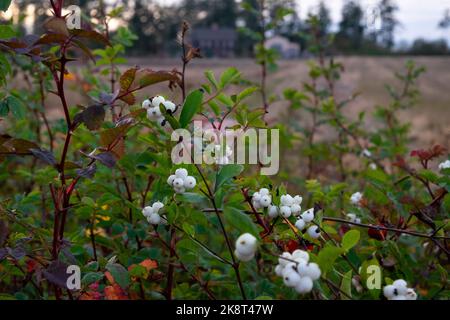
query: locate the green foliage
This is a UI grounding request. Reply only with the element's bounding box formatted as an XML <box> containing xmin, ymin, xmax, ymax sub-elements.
<box><xmin>0</xmin><ymin>1</ymin><xmax>448</xmax><ymax>302</ymax></box>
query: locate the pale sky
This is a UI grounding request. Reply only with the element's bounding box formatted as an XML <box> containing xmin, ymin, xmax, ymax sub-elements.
<box><xmin>156</xmin><ymin>0</ymin><xmax>450</xmax><ymax>44</ymax></box>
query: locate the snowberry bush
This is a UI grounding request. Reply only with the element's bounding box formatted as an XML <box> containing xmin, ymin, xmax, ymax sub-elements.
<box><xmin>0</xmin><ymin>0</ymin><xmax>448</xmax><ymax>301</ymax></box>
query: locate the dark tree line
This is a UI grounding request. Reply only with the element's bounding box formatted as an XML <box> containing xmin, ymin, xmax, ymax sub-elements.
<box><xmin>4</xmin><ymin>0</ymin><xmax>449</xmax><ymax>56</ymax></box>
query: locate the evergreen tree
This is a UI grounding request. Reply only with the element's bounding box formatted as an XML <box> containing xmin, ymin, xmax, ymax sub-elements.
<box><xmin>377</xmin><ymin>0</ymin><xmax>399</xmax><ymax>49</ymax></box>
<box><xmin>439</xmin><ymin>9</ymin><xmax>450</xmax><ymax>29</ymax></box>
<box><xmin>336</xmin><ymin>0</ymin><xmax>365</xmax><ymax>53</ymax></box>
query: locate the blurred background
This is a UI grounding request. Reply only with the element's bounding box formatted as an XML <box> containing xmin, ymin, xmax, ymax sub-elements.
<box><xmin>1</xmin><ymin>0</ymin><xmax>449</xmax><ymax>146</ymax></box>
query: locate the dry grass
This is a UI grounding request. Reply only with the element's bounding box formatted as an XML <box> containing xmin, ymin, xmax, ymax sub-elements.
<box><xmin>48</xmin><ymin>56</ymin><xmax>450</xmax><ymax>149</ymax></box>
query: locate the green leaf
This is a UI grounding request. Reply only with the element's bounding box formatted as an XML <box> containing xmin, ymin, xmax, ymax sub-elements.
<box><xmin>205</xmin><ymin>70</ymin><xmax>218</xmax><ymax>89</ymax></box>
<box><xmin>342</xmin><ymin>230</ymin><xmax>360</xmax><ymax>252</ymax></box>
<box><xmin>82</xmin><ymin>272</ymin><xmax>104</xmax><ymax>286</ymax></box>
<box><xmin>6</xmin><ymin>95</ymin><xmax>26</xmax><ymax>119</ymax></box>
<box><xmin>237</xmin><ymin>87</ymin><xmax>259</xmax><ymax>102</ymax></box>
<box><xmin>224</xmin><ymin>206</ymin><xmax>259</xmax><ymax>236</ymax></box>
<box><xmin>219</xmin><ymin>67</ymin><xmax>240</xmax><ymax>89</ymax></box>
<box><xmin>215</xmin><ymin>164</ymin><xmax>244</xmax><ymax>192</ymax></box>
<box><xmin>317</xmin><ymin>246</ymin><xmax>344</xmax><ymax>274</ymax></box>
<box><xmin>179</xmin><ymin>89</ymin><xmax>203</xmax><ymax>128</ymax></box>
<box><xmin>340</xmin><ymin>270</ymin><xmax>352</xmax><ymax>300</ymax></box>
<box><xmin>0</xmin><ymin>100</ymin><xmax>9</xmax><ymax>116</ymax></box>
<box><xmin>106</xmin><ymin>263</ymin><xmax>130</xmax><ymax>289</ymax></box>
<box><xmin>0</xmin><ymin>24</ymin><xmax>15</xmax><ymax>38</ymax></box>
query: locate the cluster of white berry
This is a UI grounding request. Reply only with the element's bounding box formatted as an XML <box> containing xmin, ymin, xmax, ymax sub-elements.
<box><xmin>167</xmin><ymin>168</ymin><xmax>197</xmax><ymax>194</ymax></box>
<box><xmin>274</xmin><ymin>250</ymin><xmax>321</xmax><ymax>294</ymax></box>
<box><xmin>234</xmin><ymin>233</ymin><xmax>258</xmax><ymax>262</ymax></box>
<box><xmin>142</xmin><ymin>96</ymin><xmax>177</xmax><ymax>126</ymax></box>
<box><xmin>438</xmin><ymin>159</ymin><xmax>450</xmax><ymax>170</ymax></box>
<box><xmin>294</xmin><ymin>208</ymin><xmax>321</xmax><ymax>239</ymax></box>
<box><xmin>350</xmin><ymin>192</ymin><xmax>363</xmax><ymax>206</ymax></box>
<box><xmin>346</xmin><ymin>213</ymin><xmax>361</xmax><ymax>224</ymax></box>
<box><xmin>142</xmin><ymin>201</ymin><xmax>165</xmax><ymax>225</ymax></box>
<box><xmin>383</xmin><ymin>279</ymin><xmax>417</xmax><ymax>300</ymax></box>
<box><xmin>251</xmin><ymin>188</ymin><xmax>272</xmax><ymax>210</ymax></box>
<box><xmin>255</xmin><ymin>192</ymin><xmax>303</xmax><ymax>219</ymax></box>
<box><xmin>277</xmin><ymin>194</ymin><xmax>303</xmax><ymax>218</ymax></box>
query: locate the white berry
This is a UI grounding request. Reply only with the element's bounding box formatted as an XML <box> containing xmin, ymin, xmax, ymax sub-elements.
<box><xmin>142</xmin><ymin>206</ymin><xmax>154</xmax><ymax>217</ymax></box>
<box><xmin>173</xmin><ymin>178</ymin><xmax>184</xmax><ymax>188</ymax></box>
<box><xmin>167</xmin><ymin>175</ymin><xmax>176</xmax><ymax>186</ymax></box>
<box><xmin>175</xmin><ymin>168</ymin><xmax>188</xmax><ymax>179</ymax></box>
<box><xmin>142</xmin><ymin>99</ymin><xmax>151</xmax><ymax>109</ymax></box>
<box><xmin>292</xmin><ymin>249</ymin><xmax>309</xmax><ymax>262</ymax></box>
<box><xmin>152</xmin><ymin>201</ymin><xmax>164</xmax><ymax>212</ymax></box>
<box><xmin>280</xmin><ymin>206</ymin><xmax>292</xmax><ymax>218</ymax></box>
<box><xmin>268</xmin><ymin>205</ymin><xmax>278</xmax><ymax>218</ymax></box>
<box><xmin>235</xmin><ymin>233</ymin><xmax>258</xmax><ymax>257</ymax></box>
<box><xmin>301</xmin><ymin>208</ymin><xmax>315</xmax><ymax>223</ymax></box>
<box><xmin>305</xmin><ymin>263</ymin><xmax>321</xmax><ymax>280</ymax></box>
<box><xmin>184</xmin><ymin>176</ymin><xmax>197</xmax><ymax>189</ymax></box>
<box><xmin>147</xmin><ymin>213</ymin><xmax>161</xmax><ymax>225</ymax></box>
<box><xmin>259</xmin><ymin>195</ymin><xmax>271</xmax><ymax>207</ymax></box>
<box><xmin>283</xmin><ymin>271</ymin><xmax>302</xmax><ymax>288</ymax></box>
<box><xmin>295</xmin><ymin>218</ymin><xmax>306</xmax><ymax>231</ymax></box>
<box><xmin>295</xmin><ymin>277</ymin><xmax>313</xmax><ymax>294</ymax></box>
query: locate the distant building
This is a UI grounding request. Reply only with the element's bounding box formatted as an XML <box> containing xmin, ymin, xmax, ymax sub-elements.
<box><xmin>265</xmin><ymin>36</ymin><xmax>301</xmax><ymax>59</ymax></box>
<box><xmin>190</xmin><ymin>26</ymin><xmax>237</xmax><ymax>58</ymax></box>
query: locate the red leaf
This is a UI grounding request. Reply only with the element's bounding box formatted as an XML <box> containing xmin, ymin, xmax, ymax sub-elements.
<box><xmin>104</xmin><ymin>284</ymin><xmax>128</xmax><ymax>300</ymax></box>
